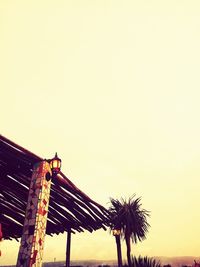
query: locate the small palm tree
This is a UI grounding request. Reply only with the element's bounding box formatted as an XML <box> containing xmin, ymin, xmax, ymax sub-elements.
<box><xmin>109</xmin><ymin>214</ymin><xmax>123</xmax><ymax>267</ymax></box>
<box><xmin>132</xmin><ymin>256</ymin><xmax>161</xmax><ymax>267</ymax></box>
<box><xmin>109</xmin><ymin>195</ymin><xmax>150</xmax><ymax>267</ymax></box>
<box><xmin>112</xmin><ymin>229</ymin><xmax>123</xmax><ymax>267</ymax></box>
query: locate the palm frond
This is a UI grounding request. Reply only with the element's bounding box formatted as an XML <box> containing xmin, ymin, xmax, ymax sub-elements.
<box><xmin>131</xmin><ymin>256</ymin><xmax>161</xmax><ymax>267</ymax></box>
<box><xmin>108</xmin><ymin>195</ymin><xmax>150</xmax><ymax>243</ymax></box>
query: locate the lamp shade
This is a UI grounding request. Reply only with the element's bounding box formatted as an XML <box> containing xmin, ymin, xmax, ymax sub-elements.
<box><xmin>112</xmin><ymin>229</ymin><xmax>121</xmax><ymax>236</ymax></box>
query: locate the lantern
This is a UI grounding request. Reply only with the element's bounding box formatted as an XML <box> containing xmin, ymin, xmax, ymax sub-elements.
<box><xmin>49</xmin><ymin>153</ymin><xmax>61</xmax><ymax>177</ymax></box>
<box><xmin>112</xmin><ymin>228</ymin><xmax>121</xmax><ymax>236</ymax></box>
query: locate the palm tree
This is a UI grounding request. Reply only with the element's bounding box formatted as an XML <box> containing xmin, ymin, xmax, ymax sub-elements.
<box><xmin>109</xmin><ymin>208</ymin><xmax>123</xmax><ymax>267</ymax></box>
<box><xmin>109</xmin><ymin>195</ymin><xmax>150</xmax><ymax>267</ymax></box>
<box><xmin>132</xmin><ymin>256</ymin><xmax>161</xmax><ymax>267</ymax></box>
<box><xmin>112</xmin><ymin>228</ymin><xmax>123</xmax><ymax>267</ymax></box>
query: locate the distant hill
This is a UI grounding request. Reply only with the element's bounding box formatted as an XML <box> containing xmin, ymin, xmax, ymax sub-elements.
<box><xmin>43</xmin><ymin>260</ymin><xmax>118</xmax><ymax>267</ymax></box>
<box><xmin>2</xmin><ymin>257</ymin><xmax>200</xmax><ymax>267</ymax></box>
<box><xmin>42</xmin><ymin>258</ymin><xmax>200</xmax><ymax>267</ymax></box>
<box><xmin>156</xmin><ymin>256</ymin><xmax>200</xmax><ymax>267</ymax></box>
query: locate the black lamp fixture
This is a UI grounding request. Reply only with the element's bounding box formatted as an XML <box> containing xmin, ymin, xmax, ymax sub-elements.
<box><xmin>49</xmin><ymin>152</ymin><xmax>62</xmax><ymax>178</ymax></box>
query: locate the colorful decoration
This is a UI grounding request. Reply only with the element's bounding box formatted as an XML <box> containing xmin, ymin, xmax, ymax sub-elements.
<box><xmin>16</xmin><ymin>161</ymin><xmax>52</xmax><ymax>267</ymax></box>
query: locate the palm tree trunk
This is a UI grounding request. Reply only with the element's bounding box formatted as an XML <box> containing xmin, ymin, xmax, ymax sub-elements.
<box><xmin>115</xmin><ymin>235</ymin><xmax>122</xmax><ymax>267</ymax></box>
<box><xmin>125</xmin><ymin>235</ymin><xmax>132</xmax><ymax>267</ymax></box>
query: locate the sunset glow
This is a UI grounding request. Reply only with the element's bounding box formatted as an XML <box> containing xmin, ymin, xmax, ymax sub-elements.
<box><xmin>1</xmin><ymin>0</ymin><xmax>200</xmax><ymax>265</ymax></box>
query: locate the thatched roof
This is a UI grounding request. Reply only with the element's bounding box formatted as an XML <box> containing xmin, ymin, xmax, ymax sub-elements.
<box><xmin>0</xmin><ymin>135</ymin><xmax>109</xmax><ymax>240</ymax></box>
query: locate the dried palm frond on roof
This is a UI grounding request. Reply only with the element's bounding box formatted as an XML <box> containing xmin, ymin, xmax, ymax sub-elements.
<box><xmin>0</xmin><ymin>135</ymin><xmax>109</xmax><ymax>240</ymax></box>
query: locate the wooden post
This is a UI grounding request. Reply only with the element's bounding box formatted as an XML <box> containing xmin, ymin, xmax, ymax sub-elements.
<box><xmin>16</xmin><ymin>161</ymin><xmax>52</xmax><ymax>267</ymax></box>
<box><xmin>66</xmin><ymin>229</ymin><xmax>71</xmax><ymax>267</ymax></box>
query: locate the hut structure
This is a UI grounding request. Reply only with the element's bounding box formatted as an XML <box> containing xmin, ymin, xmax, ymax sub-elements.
<box><xmin>0</xmin><ymin>135</ymin><xmax>109</xmax><ymax>266</ymax></box>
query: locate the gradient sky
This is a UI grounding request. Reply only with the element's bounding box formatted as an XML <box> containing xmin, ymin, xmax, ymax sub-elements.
<box><xmin>1</xmin><ymin>0</ymin><xmax>200</xmax><ymax>265</ymax></box>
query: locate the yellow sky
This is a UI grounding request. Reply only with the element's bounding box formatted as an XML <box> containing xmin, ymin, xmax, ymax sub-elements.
<box><xmin>1</xmin><ymin>0</ymin><xmax>200</xmax><ymax>265</ymax></box>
